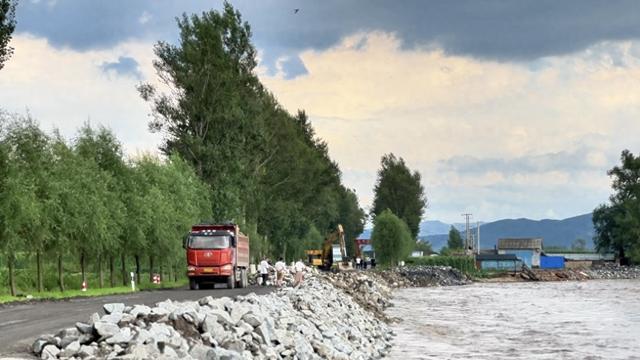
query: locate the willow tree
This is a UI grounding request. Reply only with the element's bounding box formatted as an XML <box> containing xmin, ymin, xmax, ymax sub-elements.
<box><xmin>1</xmin><ymin>117</ymin><xmax>53</xmax><ymax>292</ymax></box>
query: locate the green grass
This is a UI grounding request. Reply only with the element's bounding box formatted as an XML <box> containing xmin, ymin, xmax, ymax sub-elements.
<box><xmin>0</xmin><ymin>279</ymin><xmax>188</xmax><ymax>304</ymax></box>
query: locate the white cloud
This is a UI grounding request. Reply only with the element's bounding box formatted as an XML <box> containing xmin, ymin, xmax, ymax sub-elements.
<box><xmin>2</xmin><ymin>32</ymin><xmax>639</xmax><ymax>224</ymax></box>
<box><xmin>259</xmin><ymin>33</ymin><xmax>640</xmax><ymax>222</ymax></box>
<box><xmin>0</xmin><ymin>34</ymin><xmax>162</xmax><ymax>157</ymax></box>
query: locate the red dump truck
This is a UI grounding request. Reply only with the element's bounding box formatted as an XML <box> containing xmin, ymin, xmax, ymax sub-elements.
<box><xmin>185</xmin><ymin>223</ymin><xmax>249</xmax><ymax>290</ymax></box>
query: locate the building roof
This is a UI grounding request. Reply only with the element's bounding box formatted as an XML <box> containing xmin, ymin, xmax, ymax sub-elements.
<box><xmin>545</xmin><ymin>252</ymin><xmax>615</xmax><ymax>261</ymax></box>
<box><xmin>498</xmin><ymin>238</ymin><xmax>543</xmax><ymax>250</ymax></box>
<box><xmin>476</xmin><ymin>254</ymin><xmax>519</xmax><ymax>261</ymax></box>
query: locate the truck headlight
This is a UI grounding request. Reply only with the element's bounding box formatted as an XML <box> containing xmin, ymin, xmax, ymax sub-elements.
<box><xmin>221</xmin><ymin>264</ymin><xmax>233</xmax><ymax>271</ymax></box>
<box><xmin>187</xmin><ymin>266</ymin><xmax>196</xmax><ymax>272</ymax></box>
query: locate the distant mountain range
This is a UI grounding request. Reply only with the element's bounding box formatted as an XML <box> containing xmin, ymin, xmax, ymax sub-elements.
<box><xmin>358</xmin><ymin>213</ymin><xmax>595</xmax><ymax>251</ymax></box>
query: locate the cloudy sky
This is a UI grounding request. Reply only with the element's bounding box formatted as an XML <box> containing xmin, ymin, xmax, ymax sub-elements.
<box><xmin>2</xmin><ymin>1</ymin><xmax>640</xmax><ymax>224</ymax></box>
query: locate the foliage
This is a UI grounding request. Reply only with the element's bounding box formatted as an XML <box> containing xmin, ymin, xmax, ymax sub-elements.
<box><xmin>139</xmin><ymin>3</ymin><xmax>365</xmax><ymax>262</ymax></box>
<box><xmin>0</xmin><ymin>114</ymin><xmax>210</xmax><ymax>294</ymax></box>
<box><xmin>447</xmin><ymin>226</ymin><xmax>464</xmax><ymax>249</ymax></box>
<box><xmin>0</xmin><ymin>0</ymin><xmax>16</xmax><ymax>70</ymax></box>
<box><xmin>593</xmin><ymin>150</ymin><xmax>640</xmax><ymax>263</ymax></box>
<box><xmin>371</xmin><ymin>153</ymin><xmax>426</xmax><ymax>239</ymax></box>
<box><xmin>414</xmin><ymin>240</ymin><xmax>433</xmax><ymax>255</ymax></box>
<box><xmin>371</xmin><ymin>209</ymin><xmax>413</xmax><ymax>265</ymax></box>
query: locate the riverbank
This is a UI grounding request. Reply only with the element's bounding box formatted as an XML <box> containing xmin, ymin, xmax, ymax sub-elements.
<box><xmin>30</xmin><ymin>264</ymin><xmax>639</xmax><ymax>359</ymax></box>
<box><xmin>480</xmin><ymin>264</ymin><xmax>640</xmax><ymax>282</ymax></box>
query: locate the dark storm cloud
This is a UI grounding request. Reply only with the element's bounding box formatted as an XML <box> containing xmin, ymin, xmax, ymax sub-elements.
<box><xmin>14</xmin><ymin>0</ymin><xmax>640</xmax><ymax>62</ymax></box>
<box><xmin>100</xmin><ymin>56</ymin><xmax>142</xmax><ymax>79</ymax></box>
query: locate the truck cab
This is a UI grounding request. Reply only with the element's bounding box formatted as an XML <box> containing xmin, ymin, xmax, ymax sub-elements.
<box><xmin>185</xmin><ymin>223</ymin><xmax>249</xmax><ymax>290</ymax></box>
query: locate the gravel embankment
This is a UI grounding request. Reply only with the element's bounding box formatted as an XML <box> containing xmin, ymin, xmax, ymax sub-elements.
<box><xmin>31</xmin><ymin>266</ymin><xmax>470</xmax><ymax>359</ymax></box>
<box><xmin>32</xmin><ymin>271</ymin><xmax>393</xmax><ymax>360</ymax></box>
<box><xmin>525</xmin><ymin>265</ymin><xmax>640</xmax><ymax>281</ymax></box>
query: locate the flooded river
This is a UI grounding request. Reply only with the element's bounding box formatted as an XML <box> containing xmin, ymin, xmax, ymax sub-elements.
<box><xmin>387</xmin><ymin>280</ymin><xmax>640</xmax><ymax>360</ymax></box>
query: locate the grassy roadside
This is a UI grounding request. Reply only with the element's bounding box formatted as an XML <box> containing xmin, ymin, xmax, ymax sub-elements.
<box><xmin>0</xmin><ymin>279</ymin><xmax>188</xmax><ymax>305</ymax></box>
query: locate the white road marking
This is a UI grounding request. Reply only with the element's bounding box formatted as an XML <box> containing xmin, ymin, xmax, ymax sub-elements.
<box><xmin>0</xmin><ymin>319</ymin><xmax>27</xmax><ymax>327</ymax></box>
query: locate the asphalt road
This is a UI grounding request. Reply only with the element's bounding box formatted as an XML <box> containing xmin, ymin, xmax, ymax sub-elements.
<box><xmin>0</xmin><ymin>285</ymin><xmax>273</xmax><ymax>358</ymax></box>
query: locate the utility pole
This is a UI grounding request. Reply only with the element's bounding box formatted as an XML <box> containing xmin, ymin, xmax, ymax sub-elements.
<box><xmin>461</xmin><ymin>213</ymin><xmax>472</xmax><ymax>255</ymax></box>
<box><xmin>476</xmin><ymin>221</ymin><xmax>481</xmax><ymax>255</ymax></box>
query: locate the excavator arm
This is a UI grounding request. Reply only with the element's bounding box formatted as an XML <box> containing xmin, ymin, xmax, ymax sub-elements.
<box><xmin>321</xmin><ymin>224</ymin><xmax>346</xmax><ymax>270</ymax></box>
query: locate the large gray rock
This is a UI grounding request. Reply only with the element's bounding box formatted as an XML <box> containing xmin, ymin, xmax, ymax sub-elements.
<box><xmin>207</xmin><ymin>308</ymin><xmax>233</xmax><ymax>327</ymax></box>
<box><xmin>241</xmin><ymin>313</ymin><xmax>262</xmax><ymax>328</ymax></box>
<box><xmin>32</xmin><ymin>335</ymin><xmax>55</xmax><ymax>354</ymax></box>
<box><xmin>59</xmin><ymin>340</ymin><xmax>81</xmax><ymax>358</ymax></box>
<box><xmin>103</xmin><ymin>303</ymin><xmax>125</xmax><ymax>314</ymax></box>
<box><xmin>105</xmin><ymin>327</ymin><xmax>133</xmax><ymax>345</ymax></box>
<box><xmin>40</xmin><ymin>344</ymin><xmax>60</xmax><ymax>360</ymax></box>
<box><xmin>75</xmin><ymin>321</ymin><xmax>93</xmax><ymax>334</ymax></box>
<box><xmin>94</xmin><ymin>321</ymin><xmax>120</xmax><ymax>338</ymax></box>
<box><xmin>130</xmin><ymin>304</ymin><xmax>152</xmax><ymax>318</ymax></box>
<box><xmin>101</xmin><ymin>312</ymin><xmax>124</xmax><ymax>324</ymax></box>
<box><xmin>78</xmin><ymin>344</ymin><xmax>96</xmax><ymax>358</ymax></box>
<box><xmin>211</xmin><ymin>347</ymin><xmax>244</xmax><ymax>360</ymax></box>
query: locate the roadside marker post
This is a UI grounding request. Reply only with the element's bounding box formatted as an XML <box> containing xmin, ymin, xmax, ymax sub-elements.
<box><xmin>130</xmin><ymin>272</ymin><xmax>135</xmax><ymax>291</ymax></box>
<box><xmin>81</xmin><ymin>280</ymin><xmax>87</xmax><ymax>292</ymax></box>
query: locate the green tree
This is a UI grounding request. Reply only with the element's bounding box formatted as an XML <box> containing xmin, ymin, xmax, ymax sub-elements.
<box><xmin>371</xmin><ymin>153</ymin><xmax>426</xmax><ymax>239</ymax></box>
<box><xmin>138</xmin><ymin>2</ymin><xmax>264</xmax><ymax>223</ymax></box>
<box><xmin>0</xmin><ymin>0</ymin><xmax>16</xmax><ymax>70</ymax></box>
<box><xmin>371</xmin><ymin>209</ymin><xmax>413</xmax><ymax>265</ymax></box>
<box><xmin>1</xmin><ymin>116</ymin><xmax>54</xmax><ymax>292</ymax></box>
<box><xmin>74</xmin><ymin>125</ymin><xmax>126</xmax><ymax>286</ymax></box>
<box><xmin>447</xmin><ymin>226</ymin><xmax>464</xmax><ymax>249</ymax></box>
<box><xmin>593</xmin><ymin>150</ymin><xmax>640</xmax><ymax>263</ymax></box>
<box><xmin>414</xmin><ymin>240</ymin><xmax>433</xmax><ymax>255</ymax></box>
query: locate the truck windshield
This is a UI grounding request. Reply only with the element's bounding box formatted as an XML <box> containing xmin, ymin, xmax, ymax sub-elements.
<box><xmin>188</xmin><ymin>235</ymin><xmax>230</xmax><ymax>249</ymax></box>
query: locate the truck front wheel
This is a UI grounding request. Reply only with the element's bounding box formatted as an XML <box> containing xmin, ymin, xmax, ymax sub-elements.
<box><xmin>227</xmin><ymin>272</ymin><xmax>235</xmax><ymax>289</ymax></box>
<box><xmin>189</xmin><ymin>278</ymin><xmax>200</xmax><ymax>290</ymax></box>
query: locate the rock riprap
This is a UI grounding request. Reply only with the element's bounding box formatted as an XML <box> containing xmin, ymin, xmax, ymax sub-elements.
<box><xmin>33</xmin><ymin>272</ymin><xmax>393</xmax><ymax>360</ymax></box>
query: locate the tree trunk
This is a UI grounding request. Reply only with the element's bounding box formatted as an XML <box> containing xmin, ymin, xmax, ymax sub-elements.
<box><xmin>36</xmin><ymin>250</ymin><xmax>43</xmax><ymax>292</ymax></box>
<box><xmin>168</xmin><ymin>262</ymin><xmax>174</xmax><ymax>284</ymax></box>
<box><xmin>149</xmin><ymin>255</ymin><xmax>154</xmax><ymax>282</ymax></box>
<box><xmin>80</xmin><ymin>251</ymin><xmax>86</xmax><ymax>284</ymax></box>
<box><xmin>109</xmin><ymin>256</ymin><xmax>115</xmax><ymax>288</ymax></box>
<box><xmin>174</xmin><ymin>263</ymin><xmax>178</xmax><ymax>282</ymax></box>
<box><xmin>135</xmin><ymin>255</ymin><xmax>141</xmax><ymax>285</ymax></box>
<box><xmin>160</xmin><ymin>262</ymin><xmax>164</xmax><ymax>282</ymax></box>
<box><xmin>121</xmin><ymin>253</ymin><xmax>127</xmax><ymax>286</ymax></box>
<box><xmin>283</xmin><ymin>242</ymin><xmax>287</xmax><ymax>263</ymax></box>
<box><xmin>8</xmin><ymin>255</ymin><xmax>16</xmax><ymax>297</ymax></box>
<box><xmin>58</xmin><ymin>255</ymin><xmax>65</xmax><ymax>292</ymax></box>
<box><xmin>98</xmin><ymin>254</ymin><xmax>104</xmax><ymax>288</ymax></box>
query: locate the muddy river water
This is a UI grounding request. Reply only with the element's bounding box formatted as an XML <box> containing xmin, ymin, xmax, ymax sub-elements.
<box><xmin>387</xmin><ymin>280</ymin><xmax>640</xmax><ymax>360</ymax></box>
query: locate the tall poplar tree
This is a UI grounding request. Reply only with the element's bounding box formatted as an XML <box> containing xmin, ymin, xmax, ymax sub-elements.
<box><xmin>371</xmin><ymin>153</ymin><xmax>426</xmax><ymax>239</ymax></box>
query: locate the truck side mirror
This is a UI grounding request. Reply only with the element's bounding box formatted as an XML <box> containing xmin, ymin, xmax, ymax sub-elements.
<box><xmin>230</xmin><ymin>236</ymin><xmax>236</xmax><ymax>247</ymax></box>
<box><xmin>183</xmin><ymin>236</ymin><xmax>189</xmax><ymax>249</ymax></box>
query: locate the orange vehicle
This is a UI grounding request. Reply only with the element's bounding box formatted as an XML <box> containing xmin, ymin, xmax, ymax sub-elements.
<box><xmin>185</xmin><ymin>223</ymin><xmax>249</xmax><ymax>290</ymax></box>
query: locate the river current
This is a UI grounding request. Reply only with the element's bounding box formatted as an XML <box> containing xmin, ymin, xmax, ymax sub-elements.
<box><xmin>387</xmin><ymin>280</ymin><xmax>640</xmax><ymax>360</ymax></box>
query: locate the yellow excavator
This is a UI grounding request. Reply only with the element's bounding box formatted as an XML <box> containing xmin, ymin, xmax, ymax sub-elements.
<box><xmin>305</xmin><ymin>224</ymin><xmax>353</xmax><ymax>271</ymax></box>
